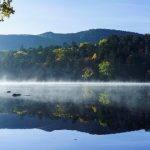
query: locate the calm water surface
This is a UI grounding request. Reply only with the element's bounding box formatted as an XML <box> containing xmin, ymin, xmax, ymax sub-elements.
<box><xmin>0</xmin><ymin>82</ymin><xmax>150</xmax><ymax>150</ymax></box>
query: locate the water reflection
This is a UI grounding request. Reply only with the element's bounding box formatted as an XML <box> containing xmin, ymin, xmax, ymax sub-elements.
<box><xmin>0</xmin><ymin>83</ymin><xmax>150</xmax><ymax>135</ymax></box>
<box><xmin>0</xmin><ymin>129</ymin><xmax>150</xmax><ymax>150</ymax></box>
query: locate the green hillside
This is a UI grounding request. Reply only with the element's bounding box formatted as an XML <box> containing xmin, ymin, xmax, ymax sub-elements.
<box><xmin>0</xmin><ymin>29</ymin><xmax>139</xmax><ymax>51</ymax></box>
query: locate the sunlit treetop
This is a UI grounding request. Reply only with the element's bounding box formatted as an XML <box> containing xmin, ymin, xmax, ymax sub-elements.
<box><xmin>0</xmin><ymin>0</ymin><xmax>14</xmax><ymax>21</ymax></box>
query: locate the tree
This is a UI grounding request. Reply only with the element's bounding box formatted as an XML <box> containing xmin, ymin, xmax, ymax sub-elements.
<box><xmin>99</xmin><ymin>61</ymin><xmax>112</xmax><ymax>79</ymax></box>
<box><xmin>82</xmin><ymin>68</ymin><xmax>94</xmax><ymax>80</ymax></box>
<box><xmin>99</xmin><ymin>39</ymin><xmax>107</xmax><ymax>46</ymax></box>
<box><xmin>0</xmin><ymin>0</ymin><xmax>14</xmax><ymax>21</ymax></box>
<box><xmin>53</xmin><ymin>48</ymin><xmax>65</xmax><ymax>61</ymax></box>
<box><xmin>79</xmin><ymin>42</ymin><xmax>92</xmax><ymax>49</ymax></box>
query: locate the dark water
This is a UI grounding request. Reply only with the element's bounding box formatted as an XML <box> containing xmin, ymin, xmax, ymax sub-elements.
<box><xmin>0</xmin><ymin>82</ymin><xmax>150</xmax><ymax>150</ymax></box>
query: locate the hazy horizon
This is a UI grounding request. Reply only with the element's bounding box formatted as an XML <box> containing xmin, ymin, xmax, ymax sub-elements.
<box><xmin>0</xmin><ymin>28</ymin><xmax>142</xmax><ymax>35</ymax></box>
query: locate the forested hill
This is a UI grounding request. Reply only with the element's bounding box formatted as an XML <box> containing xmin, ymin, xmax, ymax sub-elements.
<box><xmin>39</xmin><ymin>29</ymin><xmax>139</xmax><ymax>44</ymax></box>
<box><xmin>0</xmin><ymin>29</ymin><xmax>139</xmax><ymax>51</ymax></box>
<box><xmin>0</xmin><ymin>34</ymin><xmax>150</xmax><ymax>81</ymax></box>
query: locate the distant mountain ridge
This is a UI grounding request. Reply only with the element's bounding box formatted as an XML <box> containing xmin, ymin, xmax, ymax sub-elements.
<box><xmin>0</xmin><ymin>29</ymin><xmax>141</xmax><ymax>51</ymax></box>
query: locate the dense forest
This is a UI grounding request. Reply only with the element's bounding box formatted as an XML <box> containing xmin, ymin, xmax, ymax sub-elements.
<box><xmin>0</xmin><ymin>34</ymin><xmax>150</xmax><ymax>81</ymax></box>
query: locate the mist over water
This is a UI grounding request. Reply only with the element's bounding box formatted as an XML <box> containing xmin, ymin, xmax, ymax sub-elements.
<box><xmin>0</xmin><ymin>81</ymin><xmax>150</xmax><ymax>137</ymax></box>
<box><xmin>0</xmin><ymin>81</ymin><xmax>150</xmax><ymax>107</ymax></box>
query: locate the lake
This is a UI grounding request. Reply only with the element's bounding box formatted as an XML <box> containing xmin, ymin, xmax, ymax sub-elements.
<box><xmin>0</xmin><ymin>82</ymin><xmax>150</xmax><ymax>150</ymax></box>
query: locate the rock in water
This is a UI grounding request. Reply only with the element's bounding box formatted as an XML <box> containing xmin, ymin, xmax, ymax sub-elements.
<box><xmin>25</xmin><ymin>95</ymin><xmax>30</xmax><ymax>96</ymax></box>
<box><xmin>12</xmin><ymin>93</ymin><xmax>21</xmax><ymax>97</ymax></box>
<box><xmin>7</xmin><ymin>91</ymin><xmax>11</xmax><ymax>93</ymax></box>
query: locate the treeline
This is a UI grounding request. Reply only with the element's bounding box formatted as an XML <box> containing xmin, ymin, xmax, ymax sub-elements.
<box><xmin>0</xmin><ymin>34</ymin><xmax>150</xmax><ymax>81</ymax></box>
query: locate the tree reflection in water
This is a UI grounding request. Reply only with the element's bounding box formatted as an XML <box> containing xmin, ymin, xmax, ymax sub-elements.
<box><xmin>0</xmin><ymin>85</ymin><xmax>150</xmax><ymax>135</ymax></box>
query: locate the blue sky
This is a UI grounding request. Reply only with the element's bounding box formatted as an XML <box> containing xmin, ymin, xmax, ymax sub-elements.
<box><xmin>0</xmin><ymin>0</ymin><xmax>150</xmax><ymax>34</ymax></box>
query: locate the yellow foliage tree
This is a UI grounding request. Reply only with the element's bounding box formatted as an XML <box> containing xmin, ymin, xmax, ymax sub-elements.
<box><xmin>92</xmin><ymin>53</ymin><xmax>97</xmax><ymax>60</ymax></box>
